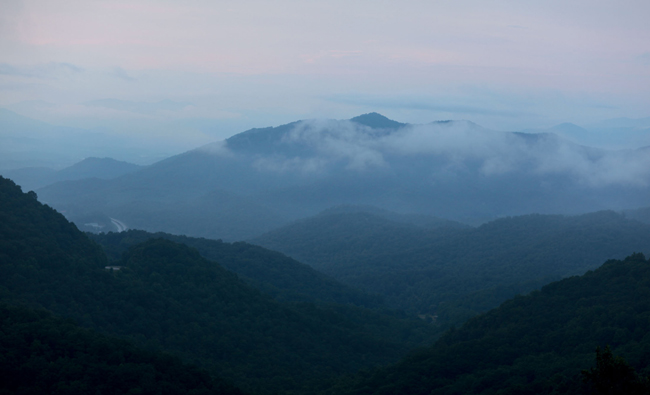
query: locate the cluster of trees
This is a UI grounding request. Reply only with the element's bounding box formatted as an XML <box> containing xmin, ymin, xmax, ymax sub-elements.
<box><xmin>0</xmin><ymin>303</ymin><xmax>242</xmax><ymax>395</ymax></box>
<box><xmin>582</xmin><ymin>346</ymin><xmax>650</xmax><ymax>395</ymax></box>
<box><xmin>324</xmin><ymin>253</ymin><xmax>650</xmax><ymax>395</ymax></box>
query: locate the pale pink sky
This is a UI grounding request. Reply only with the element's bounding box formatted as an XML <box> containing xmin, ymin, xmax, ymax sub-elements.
<box><xmin>1</xmin><ymin>0</ymin><xmax>649</xmax><ymax>138</ymax></box>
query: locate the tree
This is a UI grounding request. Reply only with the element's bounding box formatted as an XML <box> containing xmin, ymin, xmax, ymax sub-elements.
<box><xmin>582</xmin><ymin>346</ymin><xmax>649</xmax><ymax>395</ymax></box>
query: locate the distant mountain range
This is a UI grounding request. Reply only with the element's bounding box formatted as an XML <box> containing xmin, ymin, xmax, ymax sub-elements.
<box><xmin>4</xmin><ymin>104</ymin><xmax>650</xmax><ymax>394</ymax></box>
<box><xmin>2</xmin><ymin>157</ymin><xmax>142</xmax><ymax>191</ymax></box>
<box><xmin>31</xmin><ymin>112</ymin><xmax>650</xmax><ymax>240</ymax></box>
<box><xmin>0</xmin><ymin>107</ymin><xmax>180</xmax><ymax>170</ymax></box>
<box><xmin>251</xmin><ymin>208</ymin><xmax>650</xmax><ymax>326</ymax></box>
<box><xmin>539</xmin><ymin>121</ymin><xmax>650</xmax><ymax>150</ymax></box>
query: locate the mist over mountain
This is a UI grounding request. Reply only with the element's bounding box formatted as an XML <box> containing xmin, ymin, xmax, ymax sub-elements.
<box><xmin>625</xmin><ymin>206</ymin><xmax>650</xmax><ymax>225</ymax></box>
<box><xmin>0</xmin><ymin>107</ymin><xmax>194</xmax><ymax>170</ymax></box>
<box><xmin>589</xmin><ymin>116</ymin><xmax>650</xmax><ymax>129</ymax></box>
<box><xmin>0</xmin><ymin>108</ymin><xmax>119</xmax><ymax>170</ymax></box>
<box><xmin>4</xmin><ymin>109</ymin><xmax>650</xmax><ymax>394</ymax></box>
<box><xmin>34</xmin><ymin>113</ymin><xmax>650</xmax><ymax>240</ymax></box>
<box><xmin>544</xmin><ymin>118</ymin><xmax>650</xmax><ymax>150</ymax></box>
<box><xmin>5</xmin><ymin>2</ymin><xmax>650</xmax><ymax>393</ymax></box>
<box><xmin>2</xmin><ymin>157</ymin><xmax>142</xmax><ymax>191</ymax></box>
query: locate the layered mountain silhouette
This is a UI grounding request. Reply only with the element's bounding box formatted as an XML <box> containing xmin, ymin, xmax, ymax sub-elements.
<box><xmin>0</xmin><ymin>175</ymin><xmax>437</xmax><ymax>394</ymax></box>
<box><xmin>0</xmin><ymin>108</ymin><xmax>131</xmax><ymax>170</ymax></box>
<box><xmin>34</xmin><ymin>113</ymin><xmax>650</xmax><ymax>241</ymax></box>
<box><xmin>251</xmin><ymin>208</ymin><xmax>650</xmax><ymax>326</ymax></box>
<box><xmin>3</xmin><ymin>157</ymin><xmax>142</xmax><ymax>191</ymax></box>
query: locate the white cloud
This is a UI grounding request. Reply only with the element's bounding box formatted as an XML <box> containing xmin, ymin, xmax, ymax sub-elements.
<box><xmin>284</xmin><ymin>119</ymin><xmax>387</xmax><ymax>170</ymax></box>
<box><xmin>253</xmin><ymin>119</ymin><xmax>650</xmax><ymax>187</ymax></box>
<box><xmin>195</xmin><ymin>140</ymin><xmax>233</xmax><ymax>157</ymax></box>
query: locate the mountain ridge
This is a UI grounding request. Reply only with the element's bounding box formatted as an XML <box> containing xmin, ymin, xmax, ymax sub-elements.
<box><xmin>350</xmin><ymin>112</ymin><xmax>407</xmax><ymax>129</ymax></box>
<box><xmin>328</xmin><ymin>252</ymin><xmax>650</xmax><ymax>395</ymax></box>
<box><xmin>2</xmin><ymin>156</ymin><xmax>143</xmax><ymax>191</ymax></box>
<box><xmin>251</xmin><ymin>209</ymin><xmax>650</xmax><ymax>327</ymax></box>
<box><xmin>35</xmin><ymin>114</ymin><xmax>650</xmax><ymax>240</ymax></box>
<box><xmin>89</xmin><ymin>228</ymin><xmax>383</xmax><ymax>308</ymax></box>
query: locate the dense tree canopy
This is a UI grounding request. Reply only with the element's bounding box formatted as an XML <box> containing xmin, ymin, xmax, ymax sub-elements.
<box><xmin>0</xmin><ymin>302</ymin><xmax>244</xmax><ymax>395</ymax></box>
<box><xmin>253</xmin><ymin>210</ymin><xmax>650</xmax><ymax>328</ymax></box>
<box><xmin>89</xmin><ymin>229</ymin><xmax>381</xmax><ymax>307</ymax></box>
<box><xmin>325</xmin><ymin>253</ymin><xmax>650</xmax><ymax>395</ymax></box>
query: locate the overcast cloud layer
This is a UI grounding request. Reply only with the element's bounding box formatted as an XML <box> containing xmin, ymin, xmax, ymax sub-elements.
<box><xmin>1</xmin><ymin>0</ymin><xmax>650</xmax><ymax>162</ymax></box>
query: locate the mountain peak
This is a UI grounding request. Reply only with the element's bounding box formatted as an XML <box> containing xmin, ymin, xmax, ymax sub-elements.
<box><xmin>56</xmin><ymin>157</ymin><xmax>142</xmax><ymax>180</ymax></box>
<box><xmin>350</xmin><ymin>113</ymin><xmax>406</xmax><ymax>129</ymax></box>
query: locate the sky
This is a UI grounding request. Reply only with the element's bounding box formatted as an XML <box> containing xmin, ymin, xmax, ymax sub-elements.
<box><xmin>1</xmin><ymin>0</ymin><xmax>650</xmax><ymax>161</ymax></box>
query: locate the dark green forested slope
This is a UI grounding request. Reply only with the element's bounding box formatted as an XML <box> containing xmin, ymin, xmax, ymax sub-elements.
<box><xmin>0</xmin><ymin>303</ymin><xmax>243</xmax><ymax>395</ymax></box>
<box><xmin>326</xmin><ymin>253</ymin><xmax>650</xmax><ymax>395</ymax></box>
<box><xmin>252</xmin><ymin>210</ymin><xmax>650</xmax><ymax>325</ymax></box>
<box><xmin>97</xmin><ymin>239</ymin><xmax>435</xmax><ymax>392</ymax></box>
<box><xmin>0</xmin><ymin>176</ymin><xmax>436</xmax><ymax>394</ymax></box>
<box><xmin>89</xmin><ymin>229</ymin><xmax>381</xmax><ymax>307</ymax></box>
<box><xmin>251</xmin><ymin>211</ymin><xmax>463</xmax><ymax>277</ymax></box>
<box><xmin>0</xmin><ymin>178</ymin><xmax>107</xmax><ymax>272</ymax></box>
<box><xmin>318</xmin><ymin>204</ymin><xmax>469</xmax><ymax>230</ymax></box>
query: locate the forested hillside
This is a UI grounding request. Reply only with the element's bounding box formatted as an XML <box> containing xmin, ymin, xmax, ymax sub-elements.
<box><xmin>0</xmin><ymin>303</ymin><xmax>243</xmax><ymax>395</ymax></box>
<box><xmin>253</xmin><ymin>210</ymin><xmax>650</xmax><ymax>326</ymax></box>
<box><xmin>89</xmin><ymin>229</ymin><xmax>381</xmax><ymax>307</ymax></box>
<box><xmin>327</xmin><ymin>253</ymin><xmax>650</xmax><ymax>395</ymax></box>
<box><xmin>318</xmin><ymin>204</ymin><xmax>469</xmax><ymax>229</ymax></box>
<box><xmin>0</xmin><ymin>175</ymin><xmax>437</xmax><ymax>394</ymax></box>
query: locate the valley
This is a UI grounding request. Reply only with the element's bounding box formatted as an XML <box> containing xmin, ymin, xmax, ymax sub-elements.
<box><xmin>4</xmin><ymin>3</ymin><xmax>650</xmax><ymax>393</ymax></box>
<box><xmin>2</xmin><ymin>113</ymin><xmax>650</xmax><ymax>394</ymax></box>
